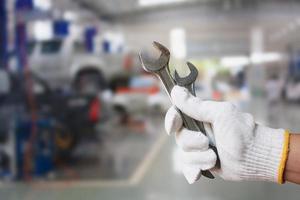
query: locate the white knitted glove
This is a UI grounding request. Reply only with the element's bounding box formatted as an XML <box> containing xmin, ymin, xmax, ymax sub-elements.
<box><xmin>165</xmin><ymin>86</ymin><xmax>290</xmax><ymax>184</ymax></box>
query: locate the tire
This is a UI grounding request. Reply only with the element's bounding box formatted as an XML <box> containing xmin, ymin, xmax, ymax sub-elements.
<box><xmin>54</xmin><ymin>125</ymin><xmax>77</xmax><ymax>158</ymax></box>
<box><xmin>74</xmin><ymin>69</ymin><xmax>107</xmax><ymax>95</ymax></box>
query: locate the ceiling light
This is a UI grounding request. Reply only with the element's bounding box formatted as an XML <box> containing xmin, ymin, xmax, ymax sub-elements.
<box><xmin>139</xmin><ymin>0</ymin><xmax>186</xmax><ymax>7</ymax></box>
<box><xmin>34</xmin><ymin>0</ymin><xmax>52</xmax><ymax>11</ymax></box>
<box><xmin>221</xmin><ymin>56</ymin><xmax>249</xmax><ymax>67</ymax></box>
<box><xmin>250</xmin><ymin>52</ymin><xmax>282</xmax><ymax>64</ymax></box>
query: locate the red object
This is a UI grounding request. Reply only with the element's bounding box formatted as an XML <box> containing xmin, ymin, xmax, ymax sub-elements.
<box><xmin>89</xmin><ymin>98</ymin><xmax>101</xmax><ymax>123</ymax></box>
<box><xmin>116</xmin><ymin>86</ymin><xmax>159</xmax><ymax>95</ymax></box>
<box><xmin>123</xmin><ymin>54</ymin><xmax>133</xmax><ymax>71</ymax></box>
<box><xmin>212</xmin><ymin>91</ymin><xmax>222</xmax><ymax>101</ymax></box>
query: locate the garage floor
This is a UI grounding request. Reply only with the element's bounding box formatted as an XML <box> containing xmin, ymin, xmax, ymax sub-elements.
<box><xmin>0</xmin><ymin>98</ymin><xmax>299</xmax><ymax>200</ymax></box>
<box><xmin>53</xmin><ymin>114</ymin><xmax>162</xmax><ymax>181</ymax></box>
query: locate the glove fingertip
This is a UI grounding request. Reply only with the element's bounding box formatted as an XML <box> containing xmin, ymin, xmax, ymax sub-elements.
<box><xmin>200</xmin><ymin>149</ymin><xmax>218</xmax><ymax>170</ymax></box>
<box><xmin>182</xmin><ymin>165</ymin><xmax>201</xmax><ymax>184</ymax></box>
<box><xmin>165</xmin><ymin>106</ymin><xmax>182</xmax><ymax>135</ymax></box>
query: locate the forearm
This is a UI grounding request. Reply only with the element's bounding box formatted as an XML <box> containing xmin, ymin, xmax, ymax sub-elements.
<box><xmin>284</xmin><ymin>134</ymin><xmax>300</xmax><ymax>184</ymax></box>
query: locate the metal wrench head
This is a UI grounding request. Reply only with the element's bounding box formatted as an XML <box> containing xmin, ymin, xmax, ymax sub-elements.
<box><xmin>139</xmin><ymin>41</ymin><xmax>170</xmax><ymax>73</ymax></box>
<box><xmin>174</xmin><ymin>62</ymin><xmax>198</xmax><ymax>87</ymax></box>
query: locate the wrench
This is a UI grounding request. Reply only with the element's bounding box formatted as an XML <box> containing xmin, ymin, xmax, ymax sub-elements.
<box><xmin>139</xmin><ymin>41</ymin><xmax>214</xmax><ymax>179</ymax></box>
<box><xmin>174</xmin><ymin>62</ymin><xmax>220</xmax><ymax>172</ymax></box>
<box><xmin>174</xmin><ymin>62</ymin><xmax>205</xmax><ymax>131</ymax></box>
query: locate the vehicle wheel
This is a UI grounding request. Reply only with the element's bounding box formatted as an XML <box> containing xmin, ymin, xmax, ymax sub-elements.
<box><xmin>54</xmin><ymin>125</ymin><xmax>77</xmax><ymax>157</ymax></box>
<box><xmin>75</xmin><ymin>70</ymin><xmax>107</xmax><ymax>94</ymax></box>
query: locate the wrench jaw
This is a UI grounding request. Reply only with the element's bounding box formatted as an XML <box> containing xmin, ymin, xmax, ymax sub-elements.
<box><xmin>139</xmin><ymin>41</ymin><xmax>170</xmax><ymax>73</ymax></box>
<box><xmin>174</xmin><ymin>62</ymin><xmax>198</xmax><ymax>87</ymax></box>
<box><xmin>152</xmin><ymin>41</ymin><xmax>170</xmax><ymax>57</ymax></box>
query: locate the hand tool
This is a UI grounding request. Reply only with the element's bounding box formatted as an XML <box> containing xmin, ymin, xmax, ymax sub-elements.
<box><xmin>139</xmin><ymin>41</ymin><xmax>215</xmax><ymax>179</ymax></box>
<box><xmin>174</xmin><ymin>62</ymin><xmax>206</xmax><ymax>134</ymax></box>
<box><xmin>174</xmin><ymin>62</ymin><xmax>220</xmax><ymax>170</ymax></box>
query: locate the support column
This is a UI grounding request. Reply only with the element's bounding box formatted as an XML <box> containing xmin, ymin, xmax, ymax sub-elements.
<box><xmin>248</xmin><ymin>27</ymin><xmax>266</xmax><ymax>97</ymax></box>
<box><xmin>0</xmin><ymin>0</ymin><xmax>8</xmax><ymax>68</ymax></box>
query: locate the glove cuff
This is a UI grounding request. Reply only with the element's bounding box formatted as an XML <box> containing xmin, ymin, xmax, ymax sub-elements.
<box><xmin>241</xmin><ymin>126</ymin><xmax>290</xmax><ymax>183</ymax></box>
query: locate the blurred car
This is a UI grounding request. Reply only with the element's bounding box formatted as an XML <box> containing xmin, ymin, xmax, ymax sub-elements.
<box><xmin>112</xmin><ymin>75</ymin><xmax>170</xmax><ymax>116</ymax></box>
<box><xmin>27</xmin><ymin>36</ymin><xmax>126</xmax><ymax>94</ymax></box>
<box><xmin>0</xmin><ymin>70</ymin><xmax>102</xmax><ymax>156</ymax></box>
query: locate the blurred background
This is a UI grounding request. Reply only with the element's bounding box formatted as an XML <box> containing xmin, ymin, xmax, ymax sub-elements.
<box><xmin>0</xmin><ymin>0</ymin><xmax>300</xmax><ymax>199</ymax></box>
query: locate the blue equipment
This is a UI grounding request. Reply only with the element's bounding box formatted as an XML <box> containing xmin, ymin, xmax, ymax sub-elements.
<box><xmin>15</xmin><ymin>118</ymin><xmax>55</xmax><ymax>179</ymax></box>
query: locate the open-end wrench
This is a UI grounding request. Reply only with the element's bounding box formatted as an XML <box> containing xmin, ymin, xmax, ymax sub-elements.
<box><xmin>174</xmin><ymin>62</ymin><xmax>205</xmax><ymax>131</ymax></box>
<box><xmin>175</xmin><ymin>62</ymin><xmax>219</xmax><ymax>170</ymax></box>
<box><xmin>139</xmin><ymin>41</ymin><xmax>215</xmax><ymax>179</ymax></box>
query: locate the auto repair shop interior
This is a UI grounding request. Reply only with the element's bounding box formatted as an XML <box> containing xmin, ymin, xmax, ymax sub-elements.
<box><xmin>0</xmin><ymin>0</ymin><xmax>300</xmax><ymax>200</ymax></box>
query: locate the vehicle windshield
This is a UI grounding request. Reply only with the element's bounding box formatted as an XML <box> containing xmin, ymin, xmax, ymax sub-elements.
<box><xmin>130</xmin><ymin>76</ymin><xmax>157</xmax><ymax>88</ymax></box>
<box><xmin>41</xmin><ymin>39</ymin><xmax>62</xmax><ymax>54</ymax></box>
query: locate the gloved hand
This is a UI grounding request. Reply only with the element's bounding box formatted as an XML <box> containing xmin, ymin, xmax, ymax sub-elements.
<box><xmin>165</xmin><ymin>86</ymin><xmax>290</xmax><ymax>184</ymax></box>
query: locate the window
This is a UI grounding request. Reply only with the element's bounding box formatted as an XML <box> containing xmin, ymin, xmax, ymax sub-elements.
<box><xmin>41</xmin><ymin>39</ymin><xmax>62</xmax><ymax>54</ymax></box>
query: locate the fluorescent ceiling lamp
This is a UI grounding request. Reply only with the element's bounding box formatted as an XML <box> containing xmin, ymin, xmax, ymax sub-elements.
<box><xmin>221</xmin><ymin>56</ymin><xmax>249</xmax><ymax>67</ymax></box>
<box><xmin>250</xmin><ymin>53</ymin><xmax>282</xmax><ymax>64</ymax></box>
<box><xmin>33</xmin><ymin>20</ymin><xmax>53</xmax><ymax>41</ymax></box>
<box><xmin>139</xmin><ymin>0</ymin><xmax>186</xmax><ymax>7</ymax></box>
<box><xmin>221</xmin><ymin>53</ymin><xmax>282</xmax><ymax>67</ymax></box>
<box><xmin>34</xmin><ymin>0</ymin><xmax>52</xmax><ymax>11</ymax></box>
